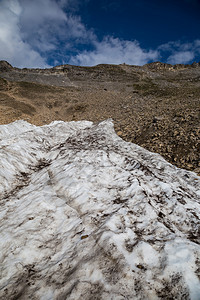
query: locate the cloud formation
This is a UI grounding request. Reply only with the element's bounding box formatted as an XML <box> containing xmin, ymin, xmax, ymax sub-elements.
<box><xmin>0</xmin><ymin>0</ymin><xmax>199</xmax><ymax>67</ymax></box>
<box><xmin>0</xmin><ymin>0</ymin><xmax>49</xmax><ymax>67</ymax></box>
<box><xmin>159</xmin><ymin>40</ymin><xmax>200</xmax><ymax>64</ymax></box>
<box><xmin>0</xmin><ymin>0</ymin><xmax>93</xmax><ymax>67</ymax></box>
<box><xmin>70</xmin><ymin>36</ymin><xmax>159</xmax><ymax>66</ymax></box>
<box><xmin>19</xmin><ymin>0</ymin><xmax>94</xmax><ymax>53</ymax></box>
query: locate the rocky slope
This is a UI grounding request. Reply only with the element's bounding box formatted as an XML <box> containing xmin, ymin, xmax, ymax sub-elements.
<box><xmin>0</xmin><ymin>60</ymin><xmax>199</xmax><ymax>174</ymax></box>
<box><xmin>0</xmin><ymin>120</ymin><xmax>199</xmax><ymax>299</ymax></box>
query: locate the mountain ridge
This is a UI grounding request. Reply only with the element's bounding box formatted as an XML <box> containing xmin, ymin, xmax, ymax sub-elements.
<box><xmin>1</xmin><ymin>60</ymin><xmax>200</xmax><ymax>72</ymax></box>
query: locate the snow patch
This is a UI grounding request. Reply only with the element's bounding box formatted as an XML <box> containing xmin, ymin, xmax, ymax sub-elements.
<box><xmin>0</xmin><ymin>119</ymin><xmax>199</xmax><ymax>299</ymax></box>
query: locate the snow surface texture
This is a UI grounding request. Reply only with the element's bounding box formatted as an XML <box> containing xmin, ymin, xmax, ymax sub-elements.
<box><xmin>0</xmin><ymin>119</ymin><xmax>200</xmax><ymax>300</ymax></box>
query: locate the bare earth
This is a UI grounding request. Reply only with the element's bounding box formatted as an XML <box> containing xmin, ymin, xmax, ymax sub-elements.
<box><xmin>0</xmin><ymin>61</ymin><xmax>199</xmax><ymax>174</ymax></box>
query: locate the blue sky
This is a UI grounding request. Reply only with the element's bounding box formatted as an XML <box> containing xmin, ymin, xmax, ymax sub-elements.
<box><xmin>0</xmin><ymin>0</ymin><xmax>200</xmax><ymax>68</ymax></box>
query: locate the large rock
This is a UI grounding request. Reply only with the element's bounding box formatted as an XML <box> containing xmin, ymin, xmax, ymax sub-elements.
<box><xmin>0</xmin><ymin>60</ymin><xmax>13</xmax><ymax>72</ymax></box>
<box><xmin>0</xmin><ymin>120</ymin><xmax>199</xmax><ymax>299</ymax></box>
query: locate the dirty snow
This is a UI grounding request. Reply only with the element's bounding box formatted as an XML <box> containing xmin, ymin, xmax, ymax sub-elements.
<box><xmin>0</xmin><ymin>119</ymin><xmax>199</xmax><ymax>299</ymax></box>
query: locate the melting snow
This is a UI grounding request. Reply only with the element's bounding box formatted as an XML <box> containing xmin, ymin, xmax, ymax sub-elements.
<box><xmin>0</xmin><ymin>119</ymin><xmax>199</xmax><ymax>299</ymax></box>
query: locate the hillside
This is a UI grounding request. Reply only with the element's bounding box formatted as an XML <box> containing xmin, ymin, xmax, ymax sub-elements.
<box><xmin>0</xmin><ymin>60</ymin><xmax>199</xmax><ymax>174</ymax></box>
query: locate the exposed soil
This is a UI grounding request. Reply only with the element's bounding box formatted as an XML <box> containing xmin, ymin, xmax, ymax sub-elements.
<box><xmin>0</xmin><ymin>61</ymin><xmax>199</xmax><ymax>174</ymax></box>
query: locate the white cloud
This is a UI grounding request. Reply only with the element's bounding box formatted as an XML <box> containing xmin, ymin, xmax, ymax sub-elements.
<box><xmin>167</xmin><ymin>51</ymin><xmax>195</xmax><ymax>64</ymax></box>
<box><xmin>0</xmin><ymin>0</ymin><xmax>199</xmax><ymax>68</ymax></box>
<box><xmin>0</xmin><ymin>0</ymin><xmax>94</xmax><ymax>68</ymax></box>
<box><xmin>159</xmin><ymin>40</ymin><xmax>200</xmax><ymax>64</ymax></box>
<box><xmin>69</xmin><ymin>36</ymin><xmax>159</xmax><ymax>66</ymax></box>
<box><xmin>0</xmin><ymin>0</ymin><xmax>50</xmax><ymax>68</ymax></box>
<box><xmin>19</xmin><ymin>0</ymin><xmax>93</xmax><ymax>52</ymax></box>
